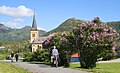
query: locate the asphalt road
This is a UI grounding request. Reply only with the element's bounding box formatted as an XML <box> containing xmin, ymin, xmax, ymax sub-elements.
<box><xmin>0</xmin><ymin>60</ymin><xmax>90</xmax><ymax>73</ymax></box>
<box><xmin>1</xmin><ymin>58</ymin><xmax>120</xmax><ymax>73</ymax></box>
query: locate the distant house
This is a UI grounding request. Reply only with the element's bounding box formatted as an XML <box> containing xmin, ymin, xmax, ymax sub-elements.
<box><xmin>0</xmin><ymin>46</ymin><xmax>5</xmax><ymax>50</ymax></box>
<box><xmin>71</xmin><ymin>53</ymin><xmax>80</xmax><ymax>62</ymax></box>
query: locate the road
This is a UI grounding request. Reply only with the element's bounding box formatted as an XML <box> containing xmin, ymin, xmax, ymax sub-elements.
<box><xmin>0</xmin><ymin>60</ymin><xmax>90</xmax><ymax>73</ymax></box>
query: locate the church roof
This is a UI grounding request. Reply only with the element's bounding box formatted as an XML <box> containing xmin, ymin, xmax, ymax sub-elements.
<box><xmin>32</xmin><ymin>12</ymin><xmax>37</xmax><ymax>30</ymax></box>
<box><xmin>32</xmin><ymin>37</ymin><xmax>47</xmax><ymax>44</ymax></box>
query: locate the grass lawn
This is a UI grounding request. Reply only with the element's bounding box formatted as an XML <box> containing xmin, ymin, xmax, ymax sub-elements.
<box><xmin>70</xmin><ymin>62</ymin><xmax>120</xmax><ymax>73</ymax></box>
<box><xmin>0</xmin><ymin>62</ymin><xmax>31</xmax><ymax>73</ymax></box>
<box><xmin>0</xmin><ymin>54</ymin><xmax>7</xmax><ymax>60</ymax></box>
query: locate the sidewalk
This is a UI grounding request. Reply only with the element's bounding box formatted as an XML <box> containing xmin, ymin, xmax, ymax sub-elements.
<box><xmin>0</xmin><ymin>60</ymin><xmax>90</xmax><ymax>73</ymax></box>
<box><xmin>97</xmin><ymin>58</ymin><xmax>120</xmax><ymax>63</ymax></box>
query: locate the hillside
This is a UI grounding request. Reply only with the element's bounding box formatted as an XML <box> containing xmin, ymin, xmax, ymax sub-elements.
<box><xmin>0</xmin><ymin>23</ymin><xmax>46</xmax><ymax>42</ymax></box>
<box><xmin>44</xmin><ymin>18</ymin><xmax>85</xmax><ymax>36</ymax></box>
<box><xmin>107</xmin><ymin>21</ymin><xmax>120</xmax><ymax>34</ymax></box>
<box><xmin>44</xmin><ymin>18</ymin><xmax>120</xmax><ymax>37</ymax></box>
<box><xmin>0</xmin><ymin>18</ymin><xmax>120</xmax><ymax>42</ymax></box>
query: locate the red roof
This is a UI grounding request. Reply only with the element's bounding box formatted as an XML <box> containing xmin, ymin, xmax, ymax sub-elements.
<box><xmin>71</xmin><ymin>53</ymin><xmax>80</xmax><ymax>58</ymax></box>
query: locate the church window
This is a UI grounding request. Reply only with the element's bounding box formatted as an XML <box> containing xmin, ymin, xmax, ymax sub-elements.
<box><xmin>32</xmin><ymin>34</ymin><xmax>35</xmax><ymax>37</ymax></box>
<box><xmin>38</xmin><ymin>45</ymin><xmax>42</xmax><ymax>49</ymax></box>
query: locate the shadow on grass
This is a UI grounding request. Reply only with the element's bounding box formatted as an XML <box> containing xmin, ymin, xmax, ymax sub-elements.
<box><xmin>75</xmin><ymin>67</ymin><xmax>81</xmax><ymax>68</ymax></box>
<box><xmin>75</xmin><ymin>66</ymin><xmax>100</xmax><ymax>69</ymax></box>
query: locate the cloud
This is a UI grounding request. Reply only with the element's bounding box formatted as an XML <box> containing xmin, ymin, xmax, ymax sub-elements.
<box><xmin>0</xmin><ymin>18</ymin><xmax>46</xmax><ymax>31</ymax></box>
<box><xmin>2</xmin><ymin>18</ymin><xmax>24</xmax><ymax>27</ymax></box>
<box><xmin>0</xmin><ymin>5</ymin><xmax>34</xmax><ymax>17</ymax></box>
<box><xmin>38</xmin><ymin>27</ymin><xmax>46</xmax><ymax>31</ymax></box>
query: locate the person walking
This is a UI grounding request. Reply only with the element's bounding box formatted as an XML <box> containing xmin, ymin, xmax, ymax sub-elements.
<box><xmin>11</xmin><ymin>51</ymin><xmax>14</xmax><ymax>62</ymax></box>
<box><xmin>15</xmin><ymin>52</ymin><xmax>19</xmax><ymax>62</ymax></box>
<box><xmin>51</xmin><ymin>46</ymin><xmax>59</xmax><ymax>67</ymax></box>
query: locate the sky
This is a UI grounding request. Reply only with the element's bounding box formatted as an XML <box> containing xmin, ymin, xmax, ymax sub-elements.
<box><xmin>0</xmin><ymin>0</ymin><xmax>120</xmax><ymax>32</ymax></box>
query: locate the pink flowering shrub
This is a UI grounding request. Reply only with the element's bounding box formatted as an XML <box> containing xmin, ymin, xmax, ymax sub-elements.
<box><xmin>73</xmin><ymin>17</ymin><xmax>119</xmax><ymax>68</ymax></box>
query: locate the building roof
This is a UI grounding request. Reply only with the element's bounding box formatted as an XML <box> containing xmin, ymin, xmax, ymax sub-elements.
<box><xmin>32</xmin><ymin>37</ymin><xmax>47</xmax><ymax>44</ymax></box>
<box><xmin>71</xmin><ymin>53</ymin><xmax>80</xmax><ymax>58</ymax></box>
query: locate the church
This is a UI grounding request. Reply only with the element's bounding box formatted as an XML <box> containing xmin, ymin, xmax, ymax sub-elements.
<box><xmin>30</xmin><ymin>13</ymin><xmax>47</xmax><ymax>52</ymax></box>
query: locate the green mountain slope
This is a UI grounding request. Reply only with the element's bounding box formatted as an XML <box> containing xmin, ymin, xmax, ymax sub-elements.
<box><xmin>44</xmin><ymin>18</ymin><xmax>85</xmax><ymax>36</ymax></box>
<box><xmin>0</xmin><ymin>23</ymin><xmax>46</xmax><ymax>42</ymax></box>
<box><xmin>44</xmin><ymin>18</ymin><xmax>120</xmax><ymax>37</ymax></box>
<box><xmin>107</xmin><ymin>21</ymin><xmax>120</xmax><ymax>34</ymax></box>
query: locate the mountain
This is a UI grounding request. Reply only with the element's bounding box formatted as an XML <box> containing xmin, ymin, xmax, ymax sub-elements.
<box><xmin>107</xmin><ymin>21</ymin><xmax>120</xmax><ymax>34</ymax></box>
<box><xmin>1</xmin><ymin>18</ymin><xmax>120</xmax><ymax>42</ymax></box>
<box><xmin>44</xmin><ymin>18</ymin><xmax>120</xmax><ymax>37</ymax></box>
<box><xmin>0</xmin><ymin>23</ymin><xmax>46</xmax><ymax>42</ymax></box>
<box><xmin>43</xmin><ymin>18</ymin><xmax>85</xmax><ymax>36</ymax></box>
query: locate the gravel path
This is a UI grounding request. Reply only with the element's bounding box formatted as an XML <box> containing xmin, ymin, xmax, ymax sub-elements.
<box><xmin>0</xmin><ymin>60</ymin><xmax>90</xmax><ymax>73</ymax></box>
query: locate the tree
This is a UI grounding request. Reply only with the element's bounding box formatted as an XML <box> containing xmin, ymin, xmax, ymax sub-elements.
<box><xmin>73</xmin><ymin>17</ymin><xmax>119</xmax><ymax>68</ymax></box>
<box><xmin>43</xmin><ymin>32</ymin><xmax>77</xmax><ymax>67</ymax></box>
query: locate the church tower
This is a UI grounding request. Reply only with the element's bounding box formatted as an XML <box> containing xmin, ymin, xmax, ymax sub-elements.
<box><xmin>30</xmin><ymin>12</ymin><xmax>39</xmax><ymax>43</ymax></box>
<box><xmin>30</xmin><ymin>12</ymin><xmax>47</xmax><ymax>52</ymax></box>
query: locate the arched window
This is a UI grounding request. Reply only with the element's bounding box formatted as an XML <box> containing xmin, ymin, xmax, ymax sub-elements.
<box><xmin>38</xmin><ymin>45</ymin><xmax>42</xmax><ymax>50</ymax></box>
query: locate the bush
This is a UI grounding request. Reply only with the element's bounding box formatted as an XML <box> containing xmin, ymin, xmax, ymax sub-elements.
<box><xmin>73</xmin><ymin>18</ymin><xmax>119</xmax><ymax>68</ymax></box>
<box><xmin>102</xmin><ymin>52</ymin><xmax>115</xmax><ymax>61</ymax></box>
<box><xmin>98</xmin><ymin>49</ymin><xmax>115</xmax><ymax>61</ymax></box>
<box><xmin>0</xmin><ymin>50</ymin><xmax>9</xmax><ymax>60</ymax></box>
<box><xmin>23</xmin><ymin>49</ymin><xmax>50</xmax><ymax>63</ymax></box>
<box><xmin>6</xmin><ymin>55</ymin><xmax>11</xmax><ymax>60</ymax></box>
<box><xmin>23</xmin><ymin>52</ymin><xmax>33</xmax><ymax>62</ymax></box>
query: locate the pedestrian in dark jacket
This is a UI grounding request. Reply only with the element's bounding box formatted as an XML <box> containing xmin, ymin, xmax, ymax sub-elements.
<box><xmin>15</xmin><ymin>52</ymin><xmax>19</xmax><ymax>62</ymax></box>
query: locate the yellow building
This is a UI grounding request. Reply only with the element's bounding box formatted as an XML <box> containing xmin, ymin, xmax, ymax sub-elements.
<box><xmin>30</xmin><ymin>13</ymin><xmax>47</xmax><ymax>52</ymax></box>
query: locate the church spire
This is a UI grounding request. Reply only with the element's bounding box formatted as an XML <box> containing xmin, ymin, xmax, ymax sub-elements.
<box><xmin>32</xmin><ymin>11</ymin><xmax>37</xmax><ymax>30</ymax></box>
